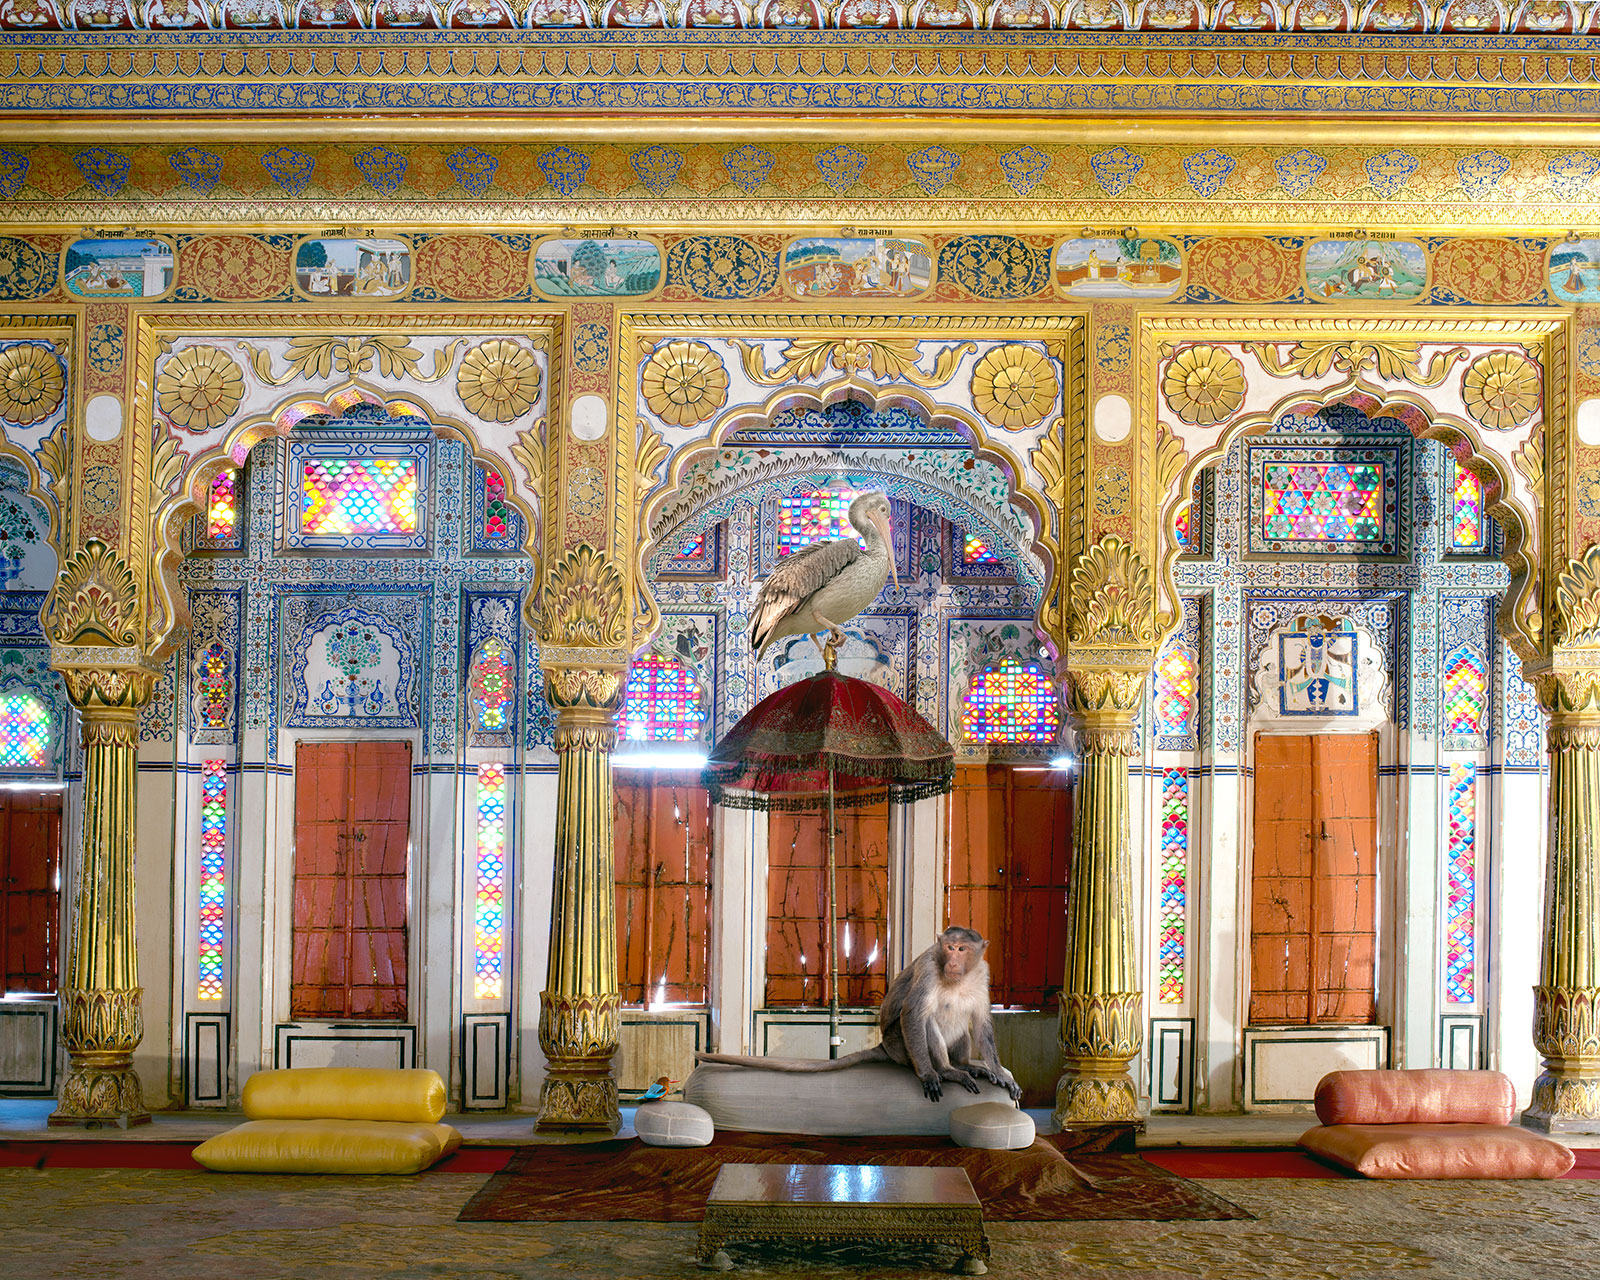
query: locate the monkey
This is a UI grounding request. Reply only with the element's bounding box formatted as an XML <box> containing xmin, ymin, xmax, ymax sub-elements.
<box><xmin>695</xmin><ymin>926</ymin><xmax>1022</xmax><ymax>1103</ymax></box>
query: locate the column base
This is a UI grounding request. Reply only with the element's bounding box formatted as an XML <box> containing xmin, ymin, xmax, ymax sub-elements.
<box><xmin>49</xmin><ymin>1058</ymin><xmax>150</xmax><ymax>1128</ymax></box>
<box><xmin>1521</xmin><ymin>1069</ymin><xmax>1600</xmax><ymax>1134</ymax></box>
<box><xmin>1051</xmin><ymin>1070</ymin><xmax>1143</xmax><ymax>1127</ymax></box>
<box><xmin>535</xmin><ymin>1071</ymin><xmax>621</xmax><ymax>1134</ymax></box>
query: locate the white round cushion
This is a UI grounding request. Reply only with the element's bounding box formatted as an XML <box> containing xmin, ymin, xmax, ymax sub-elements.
<box><xmin>634</xmin><ymin>1100</ymin><xmax>715</xmax><ymax>1148</ymax></box>
<box><xmin>949</xmin><ymin>1101</ymin><xmax>1035</xmax><ymax>1150</ymax></box>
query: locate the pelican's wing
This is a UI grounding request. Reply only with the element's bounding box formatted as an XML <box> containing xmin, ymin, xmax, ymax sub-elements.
<box><xmin>748</xmin><ymin>536</ymin><xmax>861</xmax><ymax>654</ymax></box>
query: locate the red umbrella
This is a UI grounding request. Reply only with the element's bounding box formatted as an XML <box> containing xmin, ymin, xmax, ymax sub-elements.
<box><xmin>703</xmin><ymin>663</ymin><xmax>954</xmax><ymax>1053</ymax></box>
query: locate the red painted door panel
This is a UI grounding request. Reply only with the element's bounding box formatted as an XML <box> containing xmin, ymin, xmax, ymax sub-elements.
<box><xmin>0</xmin><ymin>792</ymin><xmax>62</xmax><ymax>995</ymax></box>
<box><xmin>614</xmin><ymin>770</ymin><xmax>713</xmax><ymax>1007</ymax></box>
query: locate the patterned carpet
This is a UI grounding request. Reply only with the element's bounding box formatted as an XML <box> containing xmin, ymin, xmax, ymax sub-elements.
<box><xmin>5</xmin><ymin>1166</ymin><xmax>1600</xmax><ymax>1279</ymax></box>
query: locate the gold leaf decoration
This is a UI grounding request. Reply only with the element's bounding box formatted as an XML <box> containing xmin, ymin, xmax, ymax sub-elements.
<box><xmin>970</xmin><ymin>344</ymin><xmax>1059</xmax><ymax>431</ymax></box>
<box><xmin>0</xmin><ymin>342</ymin><xmax>65</xmax><ymax>427</ymax></box>
<box><xmin>1555</xmin><ymin>545</ymin><xmax>1600</xmax><ymax>648</ymax></box>
<box><xmin>1462</xmin><ymin>351</ymin><xmax>1541</xmax><ymax>431</ymax></box>
<box><xmin>542</xmin><ymin>544</ymin><xmax>628</xmax><ymax>648</ymax></box>
<box><xmin>642</xmin><ymin>340</ymin><xmax>729</xmax><ymax>427</ymax></box>
<box><xmin>44</xmin><ymin>539</ymin><xmax>141</xmax><ymax>648</ymax></box>
<box><xmin>457</xmin><ymin>339</ymin><xmax>544</xmax><ymax>424</ymax></box>
<box><xmin>1068</xmin><ymin>535</ymin><xmax>1155</xmax><ymax>648</ymax></box>
<box><xmin>149</xmin><ymin>429</ymin><xmax>184</xmax><ymax>497</ymax></box>
<box><xmin>1245</xmin><ymin>338</ymin><xmax>1467</xmax><ymax>387</ymax></box>
<box><xmin>731</xmin><ymin>337</ymin><xmax>975</xmax><ymax>389</ymax></box>
<box><xmin>36</xmin><ymin>422</ymin><xmax>69</xmax><ymax>492</ymax></box>
<box><xmin>156</xmin><ymin>345</ymin><xmax>245</xmax><ymax>431</ymax></box>
<box><xmin>636</xmin><ymin>422</ymin><xmax>669</xmax><ymax>502</ymax></box>
<box><xmin>1513</xmin><ymin>434</ymin><xmax>1544</xmax><ymax>499</ymax></box>
<box><xmin>1160</xmin><ymin>344</ymin><xmax>1245</xmax><ymax>427</ymax></box>
<box><xmin>1155</xmin><ymin>424</ymin><xmax>1188</xmax><ymax>513</ymax></box>
<box><xmin>242</xmin><ymin>335</ymin><xmax>461</xmax><ymax>386</ymax></box>
<box><xmin>509</xmin><ymin>419</ymin><xmax>545</xmax><ymax>511</ymax></box>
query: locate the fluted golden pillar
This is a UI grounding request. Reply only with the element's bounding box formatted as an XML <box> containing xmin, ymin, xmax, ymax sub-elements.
<box><xmin>49</xmin><ymin>658</ymin><xmax>157</xmax><ymax>1127</ymax></box>
<box><xmin>1524</xmin><ymin>694</ymin><xmax>1600</xmax><ymax>1132</ymax></box>
<box><xmin>536</xmin><ymin>662</ymin><xmax>625</xmax><ymax>1133</ymax></box>
<box><xmin>1054</xmin><ymin>669</ymin><xmax>1144</xmax><ymax>1127</ymax></box>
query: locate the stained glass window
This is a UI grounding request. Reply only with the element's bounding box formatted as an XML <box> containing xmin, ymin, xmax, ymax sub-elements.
<box><xmin>1261</xmin><ymin>461</ymin><xmax>1385</xmax><ymax>543</ymax></box>
<box><xmin>196</xmin><ymin>642</ymin><xmax>233</xmax><ymax>730</ymax></box>
<box><xmin>1153</xmin><ymin>642</ymin><xmax>1199</xmax><ymax>741</ymax></box>
<box><xmin>960</xmin><ymin>659</ymin><xmax>1059</xmax><ymax>744</ymax></box>
<box><xmin>1452</xmin><ymin>459</ymin><xmax>1486</xmax><ymax>551</ymax></box>
<box><xmin>469</xmin><ymin>639</ymin><xmax>516</xmax><ymax>733</ymax></box>
<box><xmin>0</xmin><ymin>692</ymin><xmax>49</xmax><ymax>769</ymax></box>
<box><xmin>1159</xmin><ymin>768</ymin><xmax>1188</xmax><ymax>1005</ymax></box>
<box><xmin>1443</xmin><ymin>647</ymin><xmax>1489</xmax><ymax>738</ymax></box>
<box><xmin>622</xmin><ymin>652</ymin><xmax>708</xmax><ymax>742</ymax></box>
<box><xmin>778</xmin><ymin>490</ymin><xmax>857</xmax><ymax>556</ymax></box>
<box><xmin>1174</xmin><ymin>502</ymin><xmax>1191</xmax><ymax>550</ymax></box>
<box><xmin>483</xmin><ymin>470</ymin><xmax>512</xmax><ymax>545</ymax></box>
<box><xmin>1445</xmin><ymin>762</ymin><xmax>1476</xmax><ymax>1005</ymax></box>
<box><xmin>963</xmin><ymin>532</ymin><xmax>997</xmax><ymax>564</ymax></box>
<box><xmin>301</xmin><ymin>458</ymin><xmax>418</xmax><ymax>536</ymax></box>
<box><xmin>474</xmin><ymin>763</ymin><xmax>507</xmax><ymax>1001</ymax></box>
<box><xmin>677</xmin><ymin>533</ymin><xmax>703</xmax><ymax>558</ymax></box>
<box><xmin>207</xmin><ymin>468</ymin><xmax>238</xmax><ymax>541</ymax></box>
<box><xmin>197</xmin><ymin>760</ymin><xmax>227</xmax><ymax>1001</ymax></box>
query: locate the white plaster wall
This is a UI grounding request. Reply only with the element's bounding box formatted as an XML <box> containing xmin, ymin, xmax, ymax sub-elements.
<box><xmin>515</xmin><ymin>768</ymin><xmax>558</xmax><ymax>1108</ymax></box>
<box><xmin>134</xmin><ymin>753</ymin><xmax>178</xmax><ymax>1109</ymax></box>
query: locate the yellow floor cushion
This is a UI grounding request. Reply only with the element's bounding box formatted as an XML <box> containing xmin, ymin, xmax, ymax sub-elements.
<box><xmin>242</xmin><ymin>1068</ymin><xmax>447</xmax><ymax>1124</ymax></box>
<box><xmin>193</xmin><ymin>1119</ymin><xmax>462</xmax><ymax>1174</ymax></box>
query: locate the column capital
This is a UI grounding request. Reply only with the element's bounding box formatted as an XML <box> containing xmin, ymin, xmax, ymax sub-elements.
<box><xmin>50</xmin><ymin>645</ymin><xmax>161</xmax><ymax>714</ymax></box>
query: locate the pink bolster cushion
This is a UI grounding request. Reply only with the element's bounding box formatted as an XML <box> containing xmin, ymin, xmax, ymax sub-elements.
<box><xmin>1299</xmin><ymin>1123</ymin><xmax>1575</xmax><ymax>1179</ymax></box>
<box><xmin>1314</xmin><ymin>1069</ymin><xmax>1516</xmax><ymax>1126</ymax></box>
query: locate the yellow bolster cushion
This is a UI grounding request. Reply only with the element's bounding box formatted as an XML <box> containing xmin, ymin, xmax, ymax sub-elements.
<box><xmin>193</xmin><ymin>1119</ymin><xmax>462</xmax><ymax>1175</ymax></box>
<box><xmin>242</xmin><ymin>1068</ymin><xmax>447</xmax><ymax>1123</ymax></box>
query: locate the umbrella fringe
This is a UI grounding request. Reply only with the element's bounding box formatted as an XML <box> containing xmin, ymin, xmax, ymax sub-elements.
<box><xmin>705</xmin><ymin>777</ymin><xmax>954</xmax><ymax>813</ymax></box>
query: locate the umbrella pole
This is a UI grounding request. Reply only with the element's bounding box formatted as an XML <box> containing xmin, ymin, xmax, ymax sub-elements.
<box><xmin>827</xmin><ymin>764</ymin><xmax>841</xmax><ymax>1060</ymax></box>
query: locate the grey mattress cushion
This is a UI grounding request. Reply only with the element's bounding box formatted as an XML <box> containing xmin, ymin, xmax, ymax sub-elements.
<box><xmin>683</xmin><ymin>1060</ymin><xmax>1018</xmax><ymax>1136</ymax></box>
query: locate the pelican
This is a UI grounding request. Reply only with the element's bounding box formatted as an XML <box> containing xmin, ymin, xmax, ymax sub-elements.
<box><xmin>749</xmin><ymin>492</ymin><xmax>897</xmax><ymax>659</ymax></box>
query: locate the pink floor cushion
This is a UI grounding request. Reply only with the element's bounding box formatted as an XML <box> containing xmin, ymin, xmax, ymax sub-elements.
<box><xmin>1314</xmin><ymin>1069</ymin><xmax>1515</xmax><ymax>1126</ymax></box>
<box><xmin>1299</xmin><ymin>1123</ymin><xmax>1575</xmax><ymax>1179</ymax></box>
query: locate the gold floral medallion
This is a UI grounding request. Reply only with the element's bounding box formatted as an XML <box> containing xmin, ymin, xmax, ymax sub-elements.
<box><xmin>0</xmin><ymin>342</ymin><xmax>65</xmax><ymax>427</ymax></box>
<box><xmin>642</xmin><ymin>340</ymin><xmax>729</xmax><ymax>427</ymax></box>
<box><xmin>457</xmin><ymin>339</ymin><xmax>543</xmax><ymax>423</ymax></box>
<box><xmin>1161</xmin><ymin>344</ymin><xmax>1246</xmax><ymax>426</ymax></box>
<box><xmin>155</xmin><ymin>345</ymin><xmax>245</xmax><ymax>431</ymax></box>
<box><xmin>970</xmin><ymin>343</ymin><xmax>1059</xmax><ymax>430</ymax></box>
<box><xmin>1462</xmin><ymin>350</ymin><xmax>1540</xmax><ymax>430</ymax></box>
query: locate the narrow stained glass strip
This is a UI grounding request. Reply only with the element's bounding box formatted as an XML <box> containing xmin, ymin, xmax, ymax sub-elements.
<box><xmin>1153</xmin><ymin>642</ymin><xmax>1198</xmax><ymax>740</ymax></box>
<box><xmin>474</xmin><ymin>763</ymin><xmax>507</xmax><ymax>1001</ymax></box>
<box><xmin>1159</xmin><ymin>767</ymin><xmax>1188</xmax><ymax>1005</ymax></box>
<box><xmin>1445</xmin><ymin>762</ymin><xmax>1477</xmax><ymax>1005</ymax></box>
<box><xmin>197</xmin><ymin>760</ymin><xmax>227</xmax><ymax>1001</ymax></box>
<box><xmin>1443</xmin><ymin>647</ymin><xmax>1489</xmax><ymax>737</ymax></box>
<box><xmin>1452</xmin><ymin>459</ymin><xmax>1485</xmax><ymax>550</ymax></box>
<box><xmin>207</xmin><ymin>468</ymin><xmax>237</xmax><ymax>541</ymax></box>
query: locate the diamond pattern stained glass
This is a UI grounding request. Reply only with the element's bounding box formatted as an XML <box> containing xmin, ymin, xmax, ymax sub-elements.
<box><xmin>961</xmin><ymin>659</ymin><xmax>1059</xmax><ymax>743</ymax></box>
<box><xmin>196</xmin><ymin>642</ymin><xmax>233</xmax><ymax>730</ymax></box>
<box><xmin>1261</xmin><ymin>461</ymin><xmax>1385</xmax><ymax>543</ymax></box>
<box><xmin>1159</xmin><ymin>768</ymin><xmax>1188</xmax><ymax>1005</ymax></box>
<box><xmin>963</xmin><ymin>532</ymin><xmax>997</xmax><ymax>564</ymax></box>
<box><xmin>198</xmin><ymin>760</ymin><xmax>227</xmax><ymax>1001</ymax></box>
<box><xmin>778</xmin><ymin>490</ymin><xmax>857</xmax><ymax>556</ymax></box>
<box><xmin>622</xmin><ymin>651</ymin><xmax>707</xmax><ymax>742</ymax></box>
<box><xmin>474</xmin><ymin>763</ymin><xmax>507</xmax><ymax>1000</ymax></box>
<box><xmin>1153</xmin><ymin>642</ymin><xmax>1199</xmax><ymax>740</ymax></box>
<box><xmin>0</xmin><ymin>692</ymin><xmax>48</xmax><ymax>769</ymax></box>
<box><xmin>469</xmin><ymin>638</ymin><xmax>515</xmax><ymax>733</ymax></box>
<box><xmin>483</xmin><ymin>469</ymin><xmax>512</xmax><ymax>544</ymax></box>
<box><xmin>207</xmin><ymin>468</ymin><xmax>237</xmax><ymax>541</ymax></box>
<box><xmin>1452</xmin><ymin>459</ymin><xmax>1485</xmax><ymax>550</ymax></box>
<box><xmin>1446</xmin><ymin>762</ymin><xmax>1476</xmax><ymax>1005</ymax></box>
<box><xmin>301</xmin><ymin>458</ymin><xmax>418</xmax><ymax>536</ymax></box>
<box><xmin>1444</xmin><ymin>646</ymin><xmax>1488</xmax><ymax>737</ymax></box>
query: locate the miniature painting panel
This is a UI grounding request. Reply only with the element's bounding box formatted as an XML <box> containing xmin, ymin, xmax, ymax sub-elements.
<box><xmin>782</xmin><ymin>237</ymin><xmax>934</xmax><ymax>299</ymax></box>
<box><xmin>1550</xmin><ymin>238</ymin><xmax>1600</xmax><ymax>303</ymax></box>
<box><xmin>63</xmin><ymin>238</ymin><xmax>176</xmax><ymax>299</ymax></box>
<box><xmin>1053</xmin><ymin>237</ymin><xmax>1182</xmax><ymax>300</ymax></box>
<box><xmin>1278</xmin><ymin>626</ymin><xmax>1360</xmax><ymax>717</ymax></box>
<box><xmin>1306</xmin><ymin>239</ymin><xmax>1426</xmax><ymax>302</ymax></box>
<box><xmin>532</xmin><ymin>238</ymin><xmax>662</xmax><ymax>298</ymax></box>
<box><xmin>295</xmin><ymin>238</ymin><xmax>412</xmax><ymax>299</ymax></box>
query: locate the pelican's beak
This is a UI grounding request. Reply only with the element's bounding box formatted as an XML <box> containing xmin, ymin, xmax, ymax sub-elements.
<box><xmin>871</xmin><ymin>508</ymin><xmax>897</xmax><ymax>588</ymax></box>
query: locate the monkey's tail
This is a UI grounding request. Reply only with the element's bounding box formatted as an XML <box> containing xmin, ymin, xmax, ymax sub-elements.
<box><xmin>693</xmin><ymin>1046</ymin><xmax>890</xmax><ymax>1072</ymax></box>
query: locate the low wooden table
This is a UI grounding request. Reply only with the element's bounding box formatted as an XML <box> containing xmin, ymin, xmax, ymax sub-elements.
<box><xmin>697</xmin><ymin>1163</ymin><xmax>992</xmax><ymax>1275</ymax></box>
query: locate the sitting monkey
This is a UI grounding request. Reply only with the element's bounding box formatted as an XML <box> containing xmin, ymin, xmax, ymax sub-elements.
<box><xmin>696</xmin><ymin>925</ymin><xmax>1022</xmax><ymax>1102</ymax></box>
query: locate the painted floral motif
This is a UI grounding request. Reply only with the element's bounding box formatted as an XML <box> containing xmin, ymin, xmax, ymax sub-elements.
<box><xmin>537</xmin><ymin>146</ymin><xmax>591</xmax><ymax>196</ymax></box>
<box><xmin>182</xmin><ymin>235</ymin><xmax>289</xmax><ymax>302</ymax></box>
<box><xmin>723</xmin><ymin>144</ymin><xmax>775</xmax><ymax>193</ymax></box>
<box><xmin>259</xmin><ymin>147</ymin><xmax>315</xmax><ymax>195</ymax></box>
<box><xmin>156</xmin><ymin>345</ymin><xmax>246</xmax><ymax>431</ymax></box>
<box><xmin>999</xmin><ymin>145</ymin><xmax>1050</xmax><ymax>195</ymax></box>
<box><xmin>1182</xmin><ymin>148</ymin><xmax>1236</xmax><ymax>198</ymax></box>
<box><xmin>572</xmin><ymin>321</ymin><xmax>611</xmax><ymax>373</ymax></box>
<box><xmin>970</xmin><ymin>344</ymin><xmax>1059</xmax><ymax>431</ymax></box>
<box><xmin>667</xmin><ymin>235</ymin><xmax>779</xmax><ymax>300</ymax></box>
<box><xmin>168</xmin><ymin>147</ymin><xmax>223</xmax><ymax>193</ymax></box>
<box><xmin>0</xmin><ymin>343</ymin><xmax>65</xmax><ymax>426</ymax></box>
<box><xmin>1275</xmin><ymin>148</ymin><xmax>1327</xmax><ymax>197</ymax></box>
<box><xmin>1096</xmin><ymin>322</ymin><xmax>1132</xmax><ymax>373</ymax></box>
<box><xmin>87</xmin><ymin>323</ymin><xmax>123</xmax><ymax>373</ymax></box>
<box><xmin>415</xmin><ymin>235</ymin><xmax>522</xmax><ymax>300</ymax></box>
<box><xmin>1161</xmin><ymin>344</ymin><xmax>1245</xmax><ymax>426</ymax></box>
<box><xmin>447</xmin><ymin>146</ymin><xmax>499</xmax><ymax>196</ymax></box>
<box><xmin>73</xmin><ymin>148</ymin><xmax>130</xmax><ymax>196</ymax></box>
<box><xmin>1461</xmin><ymin>351</ymin><xmax>1540</xmax><ymax>430</ymax></box>
<box><xmin>1432</xmin><ymin>237</ymin><xmax>1543</xmax><ymax>304</ymax></box>
<box><xmin>0</xmin><ymin>238</ymin><xmax>51</xmax><ymax>301</ymax></box>
<box><xmin>568</xmin><ymin>466</ymin><xmax>605</xmax><ymax>519</ymax></box>
<box><xmin>1365</xmin><ymin>148</ymin><xmax>1419</xmax><ymax>198</ymax></box>
<box><xmin>0</xmin><ymin>149</ymin><xmax>28</xmax><ymax>199</ymax></box>
<box><xmin>1089</xmin><ymin>146</ymin><xmax>1143</xmax><ymax>196</ymax></box>
<box><xmin>1093</xmin><ymin>464</ymin><xmax>1131</xmax><ymax>517</ymax></box>
<box><xmin>629</xmin><ymin>144</ymin><xmax>683</xmax><ymax>195</ymax></box>
<box><xmin>457</xmin><ymin>339</ymin><xmax>542</xmax><ymax>423</ymax></box>
<box><xmin>906</xmin><ymin>144</ymin><xmax>961</xmax><ymax>195</ymax></box>
<box><xmin>1187</xmin><ymin>237</ymin><xmax>1297</xmax><ymax>303</ymax></box>
<box><xmin>317</xmin><ymin>621</ymin><xmax>386</xmax><ymax>717</ymax></box>
<box><xmin>354</xmin><ymin>145</ymin><xmax>408</xmax><ymax>195</ymax></box>
<box><xmin>815</xmin><ymin>145</ymin><xmax>868</xmax><ymax>193</ymax></box>
<box><xmin>642</xmin><ymin>340</ymin><xmax>728</xmax><ymax>427</ymax></box>
<box><xmin>1547</xmin><ymin>151</ymin><xmax>1600</xmax><ymax>200</ymax></box>
<box><xmin>1457</xmin><ymin>150</ymin><xmax>1511</xmax><ymax>200</ymax></box>
<box><xmin>939</xmin><ymin>236</ymin><xmax>1050</xmax><ymax>300</ymax></box>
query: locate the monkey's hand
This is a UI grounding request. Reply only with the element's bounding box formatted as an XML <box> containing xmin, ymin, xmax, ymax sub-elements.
<box><xmin>1004</xmin><ymin>1077</ymin><xmax>1023</xmax><ymax>1101</ymax></box>
<box><xmin>921</xmin><ymin>1073</ymin><xmax>944</xmax><ymax>1101</ymax></box>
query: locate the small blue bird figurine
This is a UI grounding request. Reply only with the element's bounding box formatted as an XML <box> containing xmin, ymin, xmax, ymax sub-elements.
<box><xmin>638</xmin><ymin>1076</ymin><xmax>675</xmax><ymax>1103</ymax></box>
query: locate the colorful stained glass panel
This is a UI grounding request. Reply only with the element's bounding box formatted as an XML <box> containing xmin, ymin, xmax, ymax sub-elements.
<box><xmin>474</xmin><ymin>763</ymin><xmax>507</xmax><ymax>1001</ymax></box>
<box><xmin>469</xmin><ymin>638</ymin><xmax>516</xmax><ymax>733</ymax></box>
<box><xmin>1174</xmin><ymin>502</ymin><xmax>1191</xmax><ymax>550</ymax></box>
<box><xmin>198</xmin><ymin>759</ymin><xmax>227</xmax><ymax>1001</ymax></box>
<box><xmin>1159</xmin><ymin>768</ymin><xmax>1188</xmax><ymax>1005</ymax></box>
<box><xmin>0</xmin><ymin>692</ymin><xmax>49</xmax><ymax>769</ymax></box>
<box><xmin>483</xmin><ymin>469</ymin><xmax>511</xmax><ymax>543</ymax></box>
<box><xmin>778</xmin><ymin>490</ymin><xmax>857</xmax><ymax>556</ymax></box>
<box><xmin>1443</xmin><ymin>647</ymin><xmax>1489</xmax><ymax>738</ymax></box>
<box><xmin>1153</xmin><ymin>642</ymin><xmax>1199</xmax><ymax>741</ymax></box>
<box><xmin>622</xmin><ymin>652</ymin><xmax>708</xmax><ymax>742</ymax></box>
<box><xmin>207</xmin><ymin>468</ymin><xmax>237</xmax><ymax>541</ymax></box>
<box><xmin>1261</xmin><ymin>461</ymin><xmax>1385</xmax><ymax>542</ymax></box>
<box><xmin>196</xmin><ymin>642</ymin><xmax>233</xmax><ymax>730</ymax></box>
<box><xmin>1452</xmin><ymin>459</ymin><xmax>1485</xmax><ymax>551</ymax></box>
<box><xmin>301</xmin><ymin>458</ymin><xmax>418</xmax><ymax>535</ymax></box>
<box><xmin>963</xmin><ymin>532</ymin><xmax>997</xmax><ymax>564</ymax></box>
<box><xmin>1446</xmin><ymin>762</ymin><xmax>1476</xmax><ymax>1005</ymax></box>
<box><xmin>960</xmin><ymin>659</ymin><xmax>1059</xmax><ymax>744</ymax></box>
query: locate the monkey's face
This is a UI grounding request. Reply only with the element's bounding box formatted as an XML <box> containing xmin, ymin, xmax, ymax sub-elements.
<box><xmin>940</xmin><ymin>937</ymin><xmax>983</xmax><ymax>981</ymax></box>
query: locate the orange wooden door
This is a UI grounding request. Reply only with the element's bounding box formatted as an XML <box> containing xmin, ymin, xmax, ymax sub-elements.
<box><xmin>291</xmin><ymin>741</ymin><xmax>411</xmax><ymax>1020</ymax></box>
<box><xmin>1249</xmin><ymin>732</ymin><xmax>1378</xmax><ymax>1026</ymax></box>
<box><xmin>946</xmin><ymin>765</ymin><xmax>1071</xmax><ymax>1008</ymax></box>
<box><xmin>765</xmin><ymin>801</ymin><xmax>890</xmax><ymax>1008</ymax></box>
<box><xmin>614</xmin><ymin>769</ymin><xmax>713</xmax><ymax>1007</ymax></box>
<box><xmin>0</xmin><ymin>792</ymin><xmax>61</xmax><ymax>995</ymax></box>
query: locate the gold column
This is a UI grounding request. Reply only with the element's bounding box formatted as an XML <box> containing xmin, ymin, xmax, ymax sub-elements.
<box><xmin>1524</xmin><ymin>686</ymin><xmax>1600</xmax><ymax>1132</ymax></box>
<box><xmin>536</xmin><ymin>661</ymin><xmax>625</xmax><ymax>1133</ymax></box>
<box><xmin>1053</xmin><ymin>667</ymin><xmax>1144</xmax><ymax>1127</ymax></box>
<box><xmin>49</xmin><ymin>656</ymin><xmax>157</xmax><ymax>1127</ymax></box>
